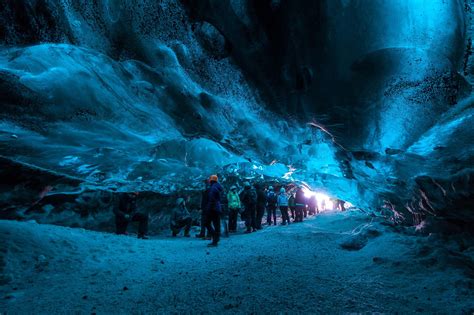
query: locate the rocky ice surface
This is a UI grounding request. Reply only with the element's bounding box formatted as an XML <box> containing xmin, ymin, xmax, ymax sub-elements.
<box><xmin>0</xmin><ymin>2</ymin><xmax>473</xmax><ymax>231</ymax></box>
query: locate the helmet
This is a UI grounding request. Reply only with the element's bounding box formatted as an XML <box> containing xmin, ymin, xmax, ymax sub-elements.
<box><xmin>209</xmin><ymin>175</ymin><xmax>218</xmax><ymax>182</ymax></box>
<box><xmin>230</xmin><ymin>185</ymin><xmax>237</xmax><ymax>190</ymax></box>
<box><xmin>243</xmin><ymin>181</ymin><xmax>251</xmax><ymax>188</ymax></box>
<box><xmin>280</xmin><ymin>188</ymin><xmax>285</xmax><ymax>193</ymax></box>
<box><xmin>269</xmin><ymin>186</ymin><xmax>274</xmax><ymax>191</ymax></box>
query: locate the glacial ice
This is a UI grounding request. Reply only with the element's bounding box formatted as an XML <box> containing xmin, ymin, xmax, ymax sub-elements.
<box><xmin>0</xmin><ymin>0</ymin><xmax>472</xmax><ymax>229</ymax></box>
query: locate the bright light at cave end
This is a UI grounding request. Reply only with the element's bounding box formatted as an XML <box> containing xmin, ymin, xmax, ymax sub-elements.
<box><xmin>302</xmin><ymin>187</ymin><xmax>334</xmax><ymax>211</ymax></box>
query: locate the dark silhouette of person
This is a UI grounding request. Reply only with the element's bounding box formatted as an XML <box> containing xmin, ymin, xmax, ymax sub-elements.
<box><xmin>205</xmin><ymin>175</ymin><xmax>223</xmax><ymax>247</ymax></box>
<box><xmin>196</xmin><ymin>179</ymin><xmax>211</xmax><ymax>239</ymax></box>
<box><xmin>266</xmin><ymin>186</ymin><xmax>278</xmax><ymax>225</ymax></box>
<box><xmin>240</xmin><ymin>182</ymin><xmax>258</xmax><ymax>233</ymax></box>
<box><xmin>114</xmin><ymin>192</ymin><xmax>148</xmax><ymax>239</ymax></box>
<box><xmin>255</xmin><ymin>183</ymin><xmax>266</xmax><ymax>230</ymax></box>
<box><xmin>170</xmin><ymin>198</ymin><xmax>192</xmax><ymax>237</ymax></box>
<box><xmin>294</xmin><ymin>187</ymin><xmax>306</xmax><ymax>222</ymax></box>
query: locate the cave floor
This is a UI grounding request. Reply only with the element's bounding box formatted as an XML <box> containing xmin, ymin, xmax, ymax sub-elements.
<box><xmin>1</xmin><ymin>211</ymin><xmax>473</xmax><ymax>314</ymax></box>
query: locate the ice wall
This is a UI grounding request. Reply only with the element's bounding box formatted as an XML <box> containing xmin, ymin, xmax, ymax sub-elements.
<box><xmin>0</xmin><ymin>0</ymin><xmax>472</xmax><ymax>231</ymax></box>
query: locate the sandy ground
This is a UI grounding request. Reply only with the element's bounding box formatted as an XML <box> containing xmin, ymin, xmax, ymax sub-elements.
<box><xmin>1</xmin><ymin>210</ymin><xmax>473</xmax><ymax>314</ymax></box>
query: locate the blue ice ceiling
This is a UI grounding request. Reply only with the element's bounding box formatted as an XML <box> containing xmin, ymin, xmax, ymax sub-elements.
<box><xmin>0</xmin><ymin>0</ymin><xmax>473</xmax><ymax>227</ymax></box>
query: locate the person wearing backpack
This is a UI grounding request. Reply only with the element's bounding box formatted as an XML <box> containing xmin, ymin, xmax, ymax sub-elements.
<box><xmin>240</xmin><ymin>182</ymin><xmax>257</xmax><ymax>233</ymax></box>
<box><xmin>266</xmin><ymin>186</ymin><xmax>278</xmax><ymax>225</ymax></box>
<box><xmin>294</xmin><ymin>186</ymin><xmax>306</xmax><ymax>222</ymax></box>
<box><xmin>227</xmin><ymin>185</ymin><xmax>241</xmax><ymax>233</ymax></box>
<box><xmin>277</xmin><ymin>187</ymin><xmax>290</xmax><ymax>225</ymax></box>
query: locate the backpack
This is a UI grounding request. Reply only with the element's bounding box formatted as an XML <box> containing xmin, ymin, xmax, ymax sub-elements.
<box><xmin>267</xmin><ymin>191</ymin><xmax>277</xmax><ymax>205</ymax></box>
<box><xmin>248</xmin><ymin>188</ymin><xmax>257</xmax><ymax>205</ymax></box>
<box><xmin>228</xmin><ymin>192</ymin><xmax>240</xmax><ymax>209</ymax></box>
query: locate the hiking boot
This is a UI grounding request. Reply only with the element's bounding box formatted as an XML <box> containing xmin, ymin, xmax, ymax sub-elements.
<box><xmin>195</xmin><ymin>234</ymin><xmax>205</xmax><ymax>238</ymax></box>
<box><xmin>207</xmin><ymin>242</ymin><xmax>218</xmax><ymax>247</ymax></box>
<box><xmin>138</xmin><ymin>235</ymin><xmax>149</xmax><ymax>239</ymax></box>
<box><xmin>204</xmin><ymin>236</ymin><xmax>212</xmax><ymax>240</ymax></box>
<box><xmin>244</xmin><ymin>230</ymin><xmax>252</xmax><ymax>234</ymax></box>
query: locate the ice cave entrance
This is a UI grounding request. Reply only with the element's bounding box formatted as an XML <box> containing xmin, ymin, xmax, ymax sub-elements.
<box><xmin>302</xmin><ymin>187</ymin><xmax>353</xmax><ymax>212</ymax></box>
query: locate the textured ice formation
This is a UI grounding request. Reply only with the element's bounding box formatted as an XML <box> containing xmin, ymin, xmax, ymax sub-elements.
<box><xmin>0</xmin><ymin>0</ymin><xmax>473</xmax><ymax>230</ymax></box>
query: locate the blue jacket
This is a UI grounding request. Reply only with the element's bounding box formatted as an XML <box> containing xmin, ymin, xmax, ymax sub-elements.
<box><xmin>207</xmin><ymin>182</ymin><xmax>223</xmax><ymax>213</ymax></box>
<box><xmin>277</xmin><ymin>193</ymin><xmax>289</xmax><ymax>207</ymax></box>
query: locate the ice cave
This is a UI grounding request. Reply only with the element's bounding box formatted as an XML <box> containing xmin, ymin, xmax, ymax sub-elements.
<box><xmin>0</xmin><ymin>0</ymin><xmax>473</xmax><ymax>313</ymax></box>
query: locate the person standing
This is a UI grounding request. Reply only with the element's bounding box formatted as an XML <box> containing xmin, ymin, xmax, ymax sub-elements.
<box><xmin>196</xmin><ymin>180</ymin><xmax>211</xmax><ymax>239</ymax></box>
<box><xmin>288</xmin><ymin>192</ymin><xmax>296</xmax><ymax>221</ymax></box>
<box><xmin>240</xmin><ymin>182</ymin><xmax>257</xmax><ymax>233</ymax></box>
<box><xmin>227</xmin><ymin>185</ymin><xmax>241</xmax><ymax>233</ymax></box>
<box><xmin>220</xmin><ymin>187</ymin><xmax>229</xmax><ymax>237</ymax></box>
<box><xmin>337</xmin><ymin>199</ymin><xmax>346</xmax><ymax>211</ymax></box>
<box><xmin>308</xmin><ymin>195</ymin><xmax>317</xmax><ymax>216</ymax></box>
<box><xmin>255</xmin><ymin>183</ymin><xmax>266</xmax><ymax>230</ymax></box>
<box><xmin>266</xmin><ymin>186</ymin><xmax>278</xmax><ymax>225</ymax></box>
<box><xmin>114</xmin><ymin>192</ymin><xmax>148</xmax><ymax>239</ymax></box>
<box><xmin>277</xmin><ymin>188</ymin><xmax>290</xmax><ymax>225</ymax></box>
<box><xmin>205</xmin><ymin>175</ymin><xmax>223</xmax><ymax>247</ymax></box>
<box><xmin>303</xmin><ymin>195</ymin><xmax>308</xmax><ymax>218</ymax></box>
<box><xmin>294</xmin><ymin>187</ymin><xmax>306</xmax><ymax>222</ymax></box>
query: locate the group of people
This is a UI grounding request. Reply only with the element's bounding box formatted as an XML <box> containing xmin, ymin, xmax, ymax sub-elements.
<box><xmin>113</xmin><ymin>175</ymin><xmax>347</xmax><ymax>247</ymax></box>
<box><xmin>181</xmin><ymin>175</ymin><xmax>346</xmax><ymax>247</ymax></box>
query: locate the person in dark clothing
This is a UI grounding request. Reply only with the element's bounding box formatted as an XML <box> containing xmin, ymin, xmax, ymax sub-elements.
<box><xmin>337</xmin><ymin>199</ymin><xmax>346</xmax><ymax>211</ymax></box>
<box><xmin>255</xmin><ymin>184</ymin><xmax>266</xmax><ymax>230</ymax></box>
<box><xmin>114</xmin><ymin>192</ymin><xmax>148</xmax><ymax>239</ymax></box>
<box><xmin>294</xmin><ymin>187</ymin><xmax>306</xmax><ymax>222</ymax></box>
<box><xmin>303</xmin><ymin>198</ymin><xmax>308</xmax><ymax>218</ymax></box>
<box><xmin>240</xmin><ymin>182</ymin><xmax>257</xmax><ymax>233</ymax></box>
<box><xmin>221</xmin><ymin>189</ymin><xmax>229</xmax><ymax>238</ymax></box>
<box><xmin>266</xmin><ymin>186</ymin><xmax>278</xmax><ymax>225</ymax></box>
<box><xmin>170</xmin><ymin>198</ymin><xmax>192</xmax><ymax>237</ymax></box>
<box><xmin>196</xmin><ymin>180</ymin><xmax>211</xmax><ymax>239</ymax></box>
<box><xmin>308</xmin><ymin>195</ymin><xmax>318</xmax><ymax>215</ymax></box>
<box><xmin>288</xmin><ymin>192</ymin><xmax>296</xmax><ymax>220</ymax></box>
<box><xmin>205</xmin><ymin>175</ymin><xmax>223</xmax><ymax>247</ymax></box>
